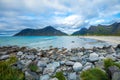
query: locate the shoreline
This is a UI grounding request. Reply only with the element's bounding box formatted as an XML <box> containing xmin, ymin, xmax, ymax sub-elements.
<box><xmin>81</xmin><ymin>36</ymin><xmax>120</xmax><ymax>44</ymax></box>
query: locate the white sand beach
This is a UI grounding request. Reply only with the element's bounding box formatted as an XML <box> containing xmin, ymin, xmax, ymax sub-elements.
<box><xmin>82</xmin><ymin>36</ymin><xmax>120</xmax><ymax>45</ymax></box>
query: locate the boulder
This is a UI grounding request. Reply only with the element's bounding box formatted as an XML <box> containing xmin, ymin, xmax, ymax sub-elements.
<box><xmin>107</xmin><ymin>66</ymin><xmax>120</xmax><ymax>80</ymax></box>
<box><xmin>116</xmin><ymin>44</ymin><xmax>120</xmax><ymax>49</ymax></box>
<box><xmin>106</xmin><ymin>55</ymin><xmax>116</xmax><ymax>61</ymax></box>
<box><xmin>40</xmin><ymin>74</ymin><xmax>50</xmax><ymax>80</ymax></box>
<box><xmin>25</xmin><ymin>70</ymin><xmax>39</xmax><ymax>80</ymax></box>
<box><xmin>107</xmin><ymin>46</ymin><xmax>116</xmax><ymax>54</ymax></box>
<box><xmin>89</xmin><ymin>53</ymin><xmax>99</xmax><ymax>62</ymax></box>
<box><xmin>0</xmin><ymin>55</ymin><xmax>9</xmax><ymax>60</ymax></box>
<box><xmin>73</xmin><ymin>62</ymin><xmax>82</xmax><ymax>72</ymax></box>
<box><xmin>68</xmin><ymin>72</ymin><xmax>77</xmax><ymax>80</ymax></box>
<box><xmin>83</xmin><ymin>62</ymin><xmax>93</xmax><ymax>71</ymax></box>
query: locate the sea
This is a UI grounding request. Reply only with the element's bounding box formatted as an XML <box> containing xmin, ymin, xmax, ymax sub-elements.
<box><xmin>0</xmin><ymin>36</ymin><xmax>115</xmax><ymax>49</ymax></box>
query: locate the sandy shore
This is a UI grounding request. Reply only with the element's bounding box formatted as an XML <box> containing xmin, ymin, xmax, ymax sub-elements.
<box><xmin>81</xmin><ymin>36</ymin><xmax>120</xmax><ymax>44</ymax></box>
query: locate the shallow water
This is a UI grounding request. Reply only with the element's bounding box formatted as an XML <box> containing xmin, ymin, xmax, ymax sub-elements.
<box><xmin>0</xmin><ymin>36</ymin><xmax>115</xmax><ymax>49</ymax></box>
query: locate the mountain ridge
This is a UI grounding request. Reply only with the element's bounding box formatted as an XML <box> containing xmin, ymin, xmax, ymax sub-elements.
<box><xmin>72</xmin><ymin>22</ymin><xmax>120</xmax><ymax>36</ymax></box>
<box><xmin>14</xmin><ymin>26</ymin><xmax>68</xmax><ymax>36</ymax></box>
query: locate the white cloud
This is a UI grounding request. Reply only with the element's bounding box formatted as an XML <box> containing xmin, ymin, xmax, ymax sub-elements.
<box><xmin>0</xmin><ymin>0</ymin><xmax>120</xmax><ymax>34</ymax></box>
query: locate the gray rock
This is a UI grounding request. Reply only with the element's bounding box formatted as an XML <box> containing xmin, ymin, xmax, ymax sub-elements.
<box><xmin>50</xmin><ymin>78</ymin><xmax>58</xmax><ymax>80</ymax></box>
<box><xmin>112</xmin><ymin>72</ymin><xmax>120</xmax><ymax>80</ymax></box>
<box><xmin>21</xmin><ymin>54</ymin><xmax>25</xmax><ymax>59</ymax></box>
<box><xmin>40</xmin><ymin>74</ymin><xmax>50</xmax><ymax>80</ymax></box>
<box><xmin>95</xmin><ymin>60</ymin><xmax>104</xmax><ymax>69</ymax></box>
<box><xmin>37</xmin><ymin>52</ymin><xmax>42</xmax><ymax>56</ymax></box>
<box><xmin>89</xmin><ymin>53</ymin><xmax>99</xmax><ymax>62</ymax></box>
<box><xmin>25</xmin><ymin>70</ymin><xmax>39</xmax><ymax>80</ymax></box>
<box><xmin>83</xmin><ymin>62</ymin><xmax>93</xmax><ymax>71</ymax></box>
<box><xmin>73</xmin><ymin>62</ymin><xmax>82</xmax><ymax>72</ymax></box>
<box><xmin>17</xmin><ymin>51</ymin><xmax>23</xmax><ymax>56</ymax></box>
<box><xmin>116</xmin><ymin>53</ymin><xmax>120</xmax><ymax>59</ymax></box>
<box><xmin>65</xmin><ymin>61</ymin><xmax>74</xmax><ymax>66</ymax></box>
<box><xmin>106</xmin><ymin>55</ymin><xmax>116</xmax><ymax>61</ymax></box>
<box><xmin>20</xmin><ymin>60</ymin><xmax>32</xmax><ymax>66</ymax></box>
<box><xmin>107</xmin><ymin>66</ymin><xmax>120</xmax><ymax>80</ymax></box>
<box><xmin>60</xmin><ymin>61</ymin><xmax>66</xmax><ymax>65</ymax></box>
<box><xmin>43</xmin><ymin>67</ymin><xmax>55</xmax><ymax>74</ymax></box>
<box><xmin>26</xmin><ymin>55</ymin><xmax>35</xmax><ymax>60</ymax></box>
<box><xmin>0</xmin><ymin>55</ymin><xmax>9</xmax><ymax>60</ymax></box>
<box><xmin>52</xmin><ymin>62</ymin><xmax>60</xmax><ymax>68</ymax></box>
<box><xmin>37</xmin><ymin>61</ymin><xmax>47</xmax><ymax>67</ymax></box>
<box><xmin>68</xmin><ymin>72</ymin><xmax>77</xmax><ymax>80</ymax></box>
<box><xmin>70</xmin><ymin>56</ymin><xmax>80</xmax><ymax>62</ymax></box>
<box><xmin>107</xmin><ymin>46</ymin><xmax>116</xmax><ymax>54</ymax></box>
<box><xmin>0</xmin><ymin>51</ymin><xmax>7</xmax><ymax>55</ymax></box>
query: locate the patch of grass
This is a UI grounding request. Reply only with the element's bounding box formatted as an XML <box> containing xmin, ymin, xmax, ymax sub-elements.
<box><xmin>28</xmin><ymin>63</ymin><xmax>38</xmax><ymax>72</ymax></box>
<box><xmin>104</xmin><ymin>58</ymin><xmax>120</xmax><ymax>71</ymax></box>
<box><xmin>7</xmin><ymin>55</ymin><xmax>18</xmax><ymax>65</ymax></box>
<box><xmin>0</xmin><ymin>56</ymin><xmax>24</xmax><ymax>80</ymax></box>
<box><xmin>80</xmin><ymin>68</ymin><xmax>109</xmax><ymax>80</ymax></box>
<box><xmin>53</xmin><ymin>71</ymin><xmax>66</xmax><ymax>80</ymax></box>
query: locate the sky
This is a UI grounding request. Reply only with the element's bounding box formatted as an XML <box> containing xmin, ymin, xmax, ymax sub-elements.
<box><xmin>0</xmin><ymin>0</ymin><xmax>120</xmax><ymax>35</ymax></box>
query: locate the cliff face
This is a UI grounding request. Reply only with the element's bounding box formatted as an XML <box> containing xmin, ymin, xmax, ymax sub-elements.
<box><xmin>72</xmin><ymin>22</ymin><xmax>120</xmax><ymax>36</ymax></box>
<box><xmin>14</xmin><ymin>26</ymin><xmax>68</xmax><ymax>36</ymax></box>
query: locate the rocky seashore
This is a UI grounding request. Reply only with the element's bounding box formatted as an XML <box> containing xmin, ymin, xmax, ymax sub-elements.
<box><xmin>0</xmin><ymin>44</ymin><xmax>120</xmax><ymax>80</ymax></box>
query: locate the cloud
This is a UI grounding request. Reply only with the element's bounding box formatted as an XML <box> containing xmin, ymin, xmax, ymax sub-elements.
<box><xmin>0</xmin><ymin>0</ymin><xmax>120</xmax><ymax>34</ymax></box>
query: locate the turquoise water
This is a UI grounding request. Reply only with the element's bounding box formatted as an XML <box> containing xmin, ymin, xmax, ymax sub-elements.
<box><xmin>0</xmin><ymin>36</ymin><xmax>113</xmax><ymax>49</ymax></box>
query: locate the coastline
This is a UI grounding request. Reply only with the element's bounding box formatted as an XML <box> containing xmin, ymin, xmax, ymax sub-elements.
<box><xmin>81</xmin><ymin>36</ymin><xmax>120</xmax><ymax>44</ymax></box>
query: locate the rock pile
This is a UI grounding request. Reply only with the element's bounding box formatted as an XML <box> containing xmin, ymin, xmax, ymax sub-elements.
<box><xmin>0</xmin><ymin>44</ymin><xmax>120</xmax><ymax>80</ymax></box>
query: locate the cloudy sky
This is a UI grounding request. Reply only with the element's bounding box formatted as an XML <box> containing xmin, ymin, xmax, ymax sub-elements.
<box><xmin>0</xmin><ymin>0</ymin><xmax>120</xmax><ymax>35</ymax></box>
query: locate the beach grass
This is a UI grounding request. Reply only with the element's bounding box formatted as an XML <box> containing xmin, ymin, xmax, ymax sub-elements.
<box><xmin>0</xmin><ymin>56</ymin><xmax>24</xmax><ymax>80</ymax></box>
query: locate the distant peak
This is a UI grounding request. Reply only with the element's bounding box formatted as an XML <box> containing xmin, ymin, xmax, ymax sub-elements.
<box><xmin>45</xmin><ymin>26</ymin><xmax>54</xmax><ymax>29</ymax></box>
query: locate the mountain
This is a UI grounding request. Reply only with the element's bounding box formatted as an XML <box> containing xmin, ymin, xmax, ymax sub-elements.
<box><xmin>72</xmin><ymin>22</ymin><xmax>120</xmax><ymax>36</ymax></box>
<box><xmin>14</xmin><ymin>26</ymin><xmax>67</xmax><ymax>36</ymax></box>
<box><xmin>72</xmin><ymin>28</ymin><xmax>88</xmax><ymax>35</ymax></box>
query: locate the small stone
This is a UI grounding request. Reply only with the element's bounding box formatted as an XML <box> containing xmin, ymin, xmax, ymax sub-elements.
<box><xmin>83</xmin><ymin>62</ymin><xmax>93</xmax><ymax>71</ymax></box>
<box><xmin>60</xmin><ymin>61</ymin><xmax>65</xmax><ymax>65</ymax></box>
<box><xmin>65</xmin><ymin>61</ymin><xmax>74</xmax><ymax>66</ymax></box>
<box><xmin>20</xmin><ymin>60</ymin><xmax>32</xmax><ymax>66</ymax></box>
<box><xmin>95</xmin><ymin>60</ymin><xmax>104</xmax><ymax>69</ymax></box>
<box><xmin>25</xmin><ymin>70</ymin><xmax>39</xmax><ymax>80</ymax></box>
<box><xmin>40</xmin><ymin>74</ymin><xmax>50</xmax><ymax>80</ymax></box>
<box><xmin>73</xmin><ymin>62</ymin><xmax>82</xmax><ymax>72</ymax></box>
<box><xmin>37</xmin><ymin>61</ymin><xmax>47</xmax><ymax>67</ymax></box>
<box><xmin>50</xmin><ymin>78</ymin><xmax>58</xmax><ymax>80</ymax></box>
<box><xmin>26</xmin><ymin>55</ymin><xmax>35</xmax><ymax>60</ymax></box>
<box><xmin>43</xmin><ymin>67</ymin><xmax>55</xmax><ymax>74</ymax></box>
<box><xmin>17</xmin><ymin>51</ymin><xmax>23</xmax><ymax>56</ymax></box>
<box><xmin>70</xmin><ymin>56</ymin><xmax>80</xmax><ymax>62</ymax></box>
